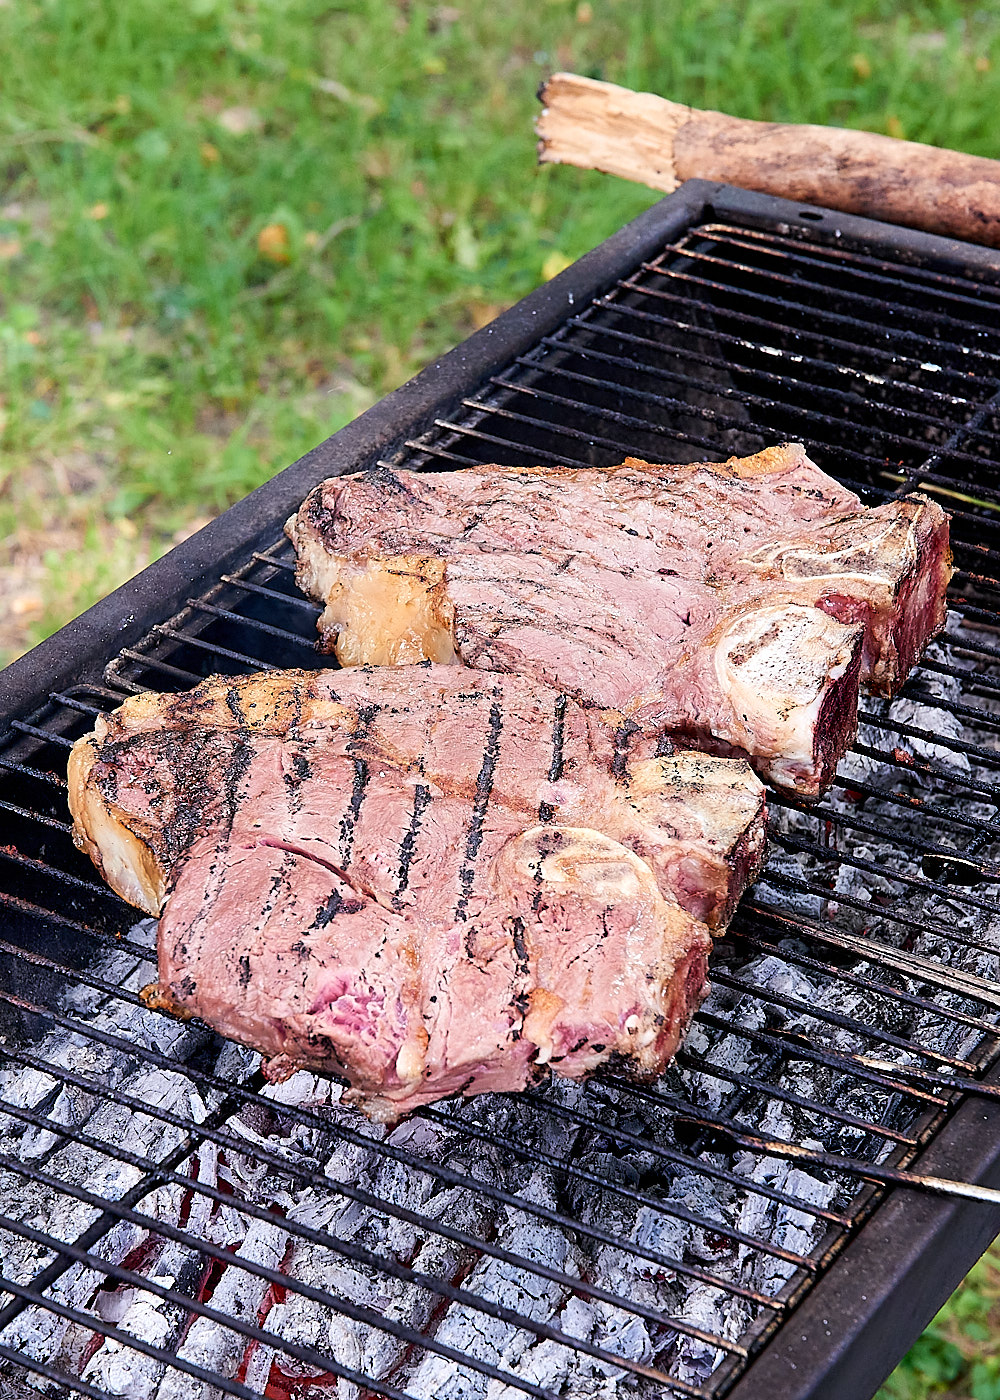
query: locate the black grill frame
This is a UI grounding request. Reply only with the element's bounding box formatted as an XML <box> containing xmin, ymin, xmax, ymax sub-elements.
<box><xmin>2</xmin><ymin>181</ymin><xmax>1000</xmax><ymax>1400</ymax></box>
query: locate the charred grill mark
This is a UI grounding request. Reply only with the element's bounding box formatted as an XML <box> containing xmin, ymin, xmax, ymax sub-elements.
<box><xmin>363</xmin><ymin>464</ymin><xmax>414</xmax><ymax>496</ymax></box>
<box><xmin>612</xmin><ymin>718</ymin><xmax>639</xmax><ymax>782</ymax></box>
<box><xmin>217</xmin><ymin>693</ymin><xmax>255</xmax><ymax>837</ymax></box>
<box><xmin>225</xmin><ymin>685</ymin><xmax>246</xmax><ymax>727</ymax></box>
<box><xmin>396</xmin><ymin>783</ymin><xmax>431</xmax><ymax>901</ymax></box>
<box><xmin>509</xmin><ymin>916</ymin><xmax>529</xmax><ymax>980</ymax></box>
<box><xmin>314</xmin><ymin>887</ymin><xmax>345</xmax><ymax>927</ymax></box>
<box><xmin>455</xmin><ymin>696</ymin><xmax>504</xmax><ymax>920</ymax></box>
<box><xmin>548</xmin><ymin>693</ymin><xmax>567</xmax><ymax>782</ymax></box>
<box><xmin>339</xmin><ymin>757</ymin><xmax>369</xmax><ymax>865</ymax></box>
<box><xmin>527</xmin><ymin>827</ymin><xmax>559</xmax><ymax>914</ymax></box>
<box><xmin>283</xmin><ymin>745</ymin><xmax>311</xmax><ymax>814</ymax></box>
<box><xmin>340</xmin><ymin>703</ymin><xmax>379</xmax><ymax>865</ymax></box>
<box><xmin>655</xmin><ymin>730</ymin><xmax>675</xmax><ymax>758</ymax></box>
<box><xmin>256</xmin><ymin>847</ymin><xmax>296</xmax><ymax>930</ymax></box>
<box><xmin>538</xmin><ymin>800</ymin><xmax>555</xmax><ymax>824</ymax></box>
<box><xmin>238</xmin><ymin>954</ymin><xmax>251</xmax><ymax>988</ymax></box>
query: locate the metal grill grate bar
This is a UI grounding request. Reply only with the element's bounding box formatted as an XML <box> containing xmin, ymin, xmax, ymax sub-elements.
<box><xmin>693</xmin><ymin>223</ymin><xmax>1000</xmax><ymax>302</ymax></box>
<box><xmin>4</xmin><ymin>201</ymin><xmax>1000</xmax><ymax>1400</ymax></box>
<box><xmin>640</xmin><ymin>253</ymin><xmax>1000</xmax><ymax>366</ymax></box>
<box><xmin>0</xmin><ymin>981</ymin><xmax>796</xmax><ymax>1306</ymax></box>
<box><xmin>0</xmin><ymin>1140</ymin><xmax>679</xmax><ymax>1398</ymax></box>
<box><xmin>685</xmin><ymin>228</ymin><xmax>1000</xmax><ymax>321</ymax></box>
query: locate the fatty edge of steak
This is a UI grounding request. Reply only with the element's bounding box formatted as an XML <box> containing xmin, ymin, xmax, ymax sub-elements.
<box><xmin>714</xmin><ymin>604</ymin><xmax>863</xmax><ymax>791</ymax></box>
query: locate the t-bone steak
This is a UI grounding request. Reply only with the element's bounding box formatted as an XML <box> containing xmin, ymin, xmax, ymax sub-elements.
<box><xmin>68</xmin><ymin>666</ymin><xmax>766</xmax><ymax>1120</ymax></box>
<box><xmin>287</xmin><ymin>444</ymin><xmax>951</xmax><ymax>798</ymax></box>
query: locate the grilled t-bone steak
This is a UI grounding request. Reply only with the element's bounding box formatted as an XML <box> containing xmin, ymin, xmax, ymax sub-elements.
<box><xmin>287</xmin><ymin>444</ymin><xmax>951</xmax><ymax>798</ymax></box>
<box><xmin>68</xmin><ymin>666</ymin><xmax>766</xmax><ymax>1120</ymax></box>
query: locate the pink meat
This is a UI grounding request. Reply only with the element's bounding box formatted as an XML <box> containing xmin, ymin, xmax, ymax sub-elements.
<box><xmin>68</xmin><ymin>667</ymin><xmax>766</xmax><ymax>1121</ymax></box>
<box><xmin>287</xmin><ymin>445</ymin><xmax>951</xmax><ymax>798</ymax></box>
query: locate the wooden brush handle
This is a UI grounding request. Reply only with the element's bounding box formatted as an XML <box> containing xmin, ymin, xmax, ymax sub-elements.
<box><xmin>537</xmin><ymin>72</ymin><xmax>1000</xmax><ymax>248</ymax></box>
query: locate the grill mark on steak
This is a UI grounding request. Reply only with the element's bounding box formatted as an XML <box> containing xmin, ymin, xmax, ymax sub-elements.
<box><xmin>455</xmin><ymin>695</ymin><xmax>504</xmax><ymax>921</ymax></box>
<box><xmin>288</xmin><ymin>447</ymin><xmax>951</xmax><ymax>799</ymax></box>
<box><xmin>396</xmin><ymin>782</ymin><xmax>431</xmax><ymax>902</ymax></box>
<box><xmin>612</xmin><ymin>718</ymin><xmax>639</xmax><ymax>782</ymax></box>
<box><xmin>340</xmin><ymin>702</ymin><xmax>379</xmax><ymax>863</ymax></box>
<box><xmin>548</xmin><ymin>693</ymin><xmax>567</xmax><ymax>782</ymax></box>
<box><xmin>69</xmin><ymin>667</ymin><xmax>765</xmax><ymax>1120</ymax></box>
<box><xmin>338</xmin><ymin>757</ymin><xmax>369</xmax><ymax>865</ymax></box>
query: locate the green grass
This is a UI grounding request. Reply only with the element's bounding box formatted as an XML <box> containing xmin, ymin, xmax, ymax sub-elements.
<box><xmin>877</xmin><ymin>1244</ymin><xmax>1000</xmax><ymax>1400</ymax></box>
<box><xmin>3</xmin><ymin>0</ymin><xmax>1000</xmax><ymax>662</ymax></box>
<box><xmin>2</xmin><ymin>2</ymin><xmax>1000</xmax><ymax>1392</ymax></box>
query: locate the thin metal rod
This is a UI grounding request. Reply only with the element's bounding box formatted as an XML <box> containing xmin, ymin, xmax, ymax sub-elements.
<box><xmin>0</xmin><ymin>1039</ymin><xmax>759</xmax><ymax>1342</ymax></box>
<box><xmin>642</xmin><ymin>251</ymin><xmax>1000</xmax><ymax>368</ymax></box>
<box><xmin>691</xmin><ymin>225</ymin><xmax>1000</xmax><ymax>321</ymax></box>
<box><xmin>0</xmin><ymin>1145</ymin><xmax>692</xmax><ymax>1394</ymax></box>
<box><xmin>218</xmin><ymin>573</ymin><xmax>321</xmax><ymax>612</ymax></box>
<box><xmin>149</xmin><ymin>623</ymin><xmax>277</xmax><ymax>671</ymax></box>
<box><xmin>592</xmin><ymin>287</ymin><xmax>982</xmax><ymax>398</ymax></box>
<box><xmin>0</xmin><ymin>984</ymin><xmax>780</xmax><ymax>1304</ymax></box>
<box><xmin>545</xmin><ymin>316</ymin><xmax>981</xmax><ymax>416</ymax></box>
<box><xmin>0</xmin><ymin>1344</ymin><xmax>113</xmax><ymax>1400</ymax></box>
<box><xmin>0</xmin><ymin>1090</ymin><xmax>754</xmax><ymax>1359</ymax></box>
<box><xmin>0</xmin><ymin>754</ymin><xmax>66</xmax><ymax>786</ymax></box>
<box><xmin>10</xmin><ymin>720</ymin><xmax>74</xmax><ymax>749</ymax></box>
<box><xmin>186</xmin><ymin>598</ymin><xmax>317</xmax><ymax>649</ymax></box>
<box><xmin>735</xmin><ymin>905</ymin><xmax>1000</xmax><ymax>1024</ymax></box>
<box><xmin>0</xmin><ymin>1259</ymin><xmax>416</xmax><ymax>1400</ymax></box>
<box><xmin>0</xmin><ymin>892</ymin><xmax>145</xmax><ymax>953</ymax></box>
<box><xmin>0</xmin><ymin>799</ymin><xmax>72</xmax><ymax>832</ymax></box>
<box><xmin>771</xmin><ymin>828</ymin><xmax>1000</xmax><ymax>920</ymax></box>
<box><xmin>497</xmin><ymin>360</ymin><xmax>1000</xmax><ymax>471</ymax></box>
<box><xmin>696</xmin><ymin>221</ymin><xmax>1000</xmax><ymax>305</ymax></box>
<box><xmin>674</xmin><ymin>1115</ymin><xmax>1000</xmax><ymax>1209</ymax></box>
<box><xmin>768</xmin><ymin>793</ymin><xmax>1000</xmax><ymax>880</ymax></box>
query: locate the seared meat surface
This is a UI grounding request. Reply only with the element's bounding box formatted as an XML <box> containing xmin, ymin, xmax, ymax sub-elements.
<box><xmin>288</xmin><ymin>445</ymin><xmax>951</xmax><ymax>798</ymax></box>
<box><xmin>68</xmin><ymin>667</ymin><xmax>766</xmax><ymax>1120</ymax></box>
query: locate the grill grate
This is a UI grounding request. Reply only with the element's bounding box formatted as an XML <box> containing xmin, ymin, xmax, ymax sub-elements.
<box><xmin>1</xmin><ymin>195</ymin><xmax>1000</xmax><ymax>1400</ymax></box>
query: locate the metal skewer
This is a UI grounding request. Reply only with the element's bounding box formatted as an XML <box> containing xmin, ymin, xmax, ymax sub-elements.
<box><xmin>675</xmin><ymin>1113</ymin><xmax>1000</xmax><ymax>1206</ymax></box>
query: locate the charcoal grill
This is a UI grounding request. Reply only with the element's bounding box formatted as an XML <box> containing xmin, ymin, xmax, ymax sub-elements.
<box><xmin>2</xmin><ymin>181</ymin><xmax>1000</xmax><ymax>1400</ymax></box>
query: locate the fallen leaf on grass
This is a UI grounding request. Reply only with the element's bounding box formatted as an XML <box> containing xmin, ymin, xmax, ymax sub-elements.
<box><xmin>0</xmin><ymin>239</ymin><xmax>21</xmax><ymax>260</ymax></box>
<box><xmin>217</xmin><ymin>106</ymin><xmax>262</xmax><ymax>136</ymax></box>
<box><xmin>257</xmin><ymin>223</ymin><xmax>291</xmax><ymax>263</ymax></box>
<box><xmin>10</xmin><ymin>594</ymin><xmax>43</xmax><ymax>618</ymax></box>
<box><xmin>542</xmin><ymin>250</ymin><xmax>572</xmax><ymax>280</ymax></box>
<box><xmin>311</xmin><ymin>76</ymin><xmax>381</xmax><ymax>116</ymax></box>
<box><xmin>86</xmin><ymin>203</ymin><xmax>109</xmax><ymax>220</ymax></box>
<box><xmin>467</xmin><ymin>300</ymin><xmax>510</xmax><ymax>330</ymax></box>
<box><xmin>200</xmin><ymin>141</ymin><xmax>220</xmax><ymax>164</ymax></box>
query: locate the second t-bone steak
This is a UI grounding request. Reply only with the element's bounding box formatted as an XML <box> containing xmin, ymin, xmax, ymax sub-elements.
<box><xmin>67</xmin><ymin>666</ymin><xmax>766</xmax><ymax>1121</ymax></box>
<box><xmin>287</xmin><ymin>444</ymin><xmax>951</xmax><ymax>799</ymax></box>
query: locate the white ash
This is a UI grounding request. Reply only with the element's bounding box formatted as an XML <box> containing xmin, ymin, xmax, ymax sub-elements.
<box><xmin>4</xmin><ymin>617</ymin><xmax>1000</xmax><ymax>1400</ymax></box>
<box><xmin>407</xmin><ymin>1168</ymin><xmax>582</xmax><ymax>1400</ymax></box>
<box><xmin>154</xmin><ymin>1217</ymin><xmax>288</xmax><ymax>1400</ymax></box>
